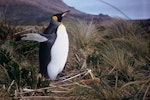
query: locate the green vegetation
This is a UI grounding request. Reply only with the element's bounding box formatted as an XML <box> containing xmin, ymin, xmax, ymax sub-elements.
<box><xmin>0</xmin><ymin>19</ymin><xmax>149</xmax><ymax>99</ymax></box>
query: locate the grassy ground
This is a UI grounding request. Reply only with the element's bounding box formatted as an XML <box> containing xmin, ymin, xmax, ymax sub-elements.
<box><xmin>0</xmin><ymin>19</ymin><xmax>150</xmax><ymax>99</ymax></box>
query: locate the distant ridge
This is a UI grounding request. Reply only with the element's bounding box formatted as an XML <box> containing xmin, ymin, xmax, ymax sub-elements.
<box><xmin>0</xmin><ymin>0</ymin><xmax>111</xmax><ymax>25</ymax></box>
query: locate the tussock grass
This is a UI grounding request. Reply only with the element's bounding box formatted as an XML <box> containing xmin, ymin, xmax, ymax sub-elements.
<box><xmin>95</xmin><ymin>19</ymin><xmax>150</xmax><ymax>99</ymax></box>
<box><xmin>66</xmin><ymin>19</ymin><xmax>100</xmax><ymax>70</ymax></box>
<box><xmin>67</xmin><ymin>19</ymin><xmax>98</xmax><ymax>50</ymax></box>
<box><xmin>100</xmin><ymin>42</ymin><xmax>133</xmax><ymax>75</ymax></box>
<box><xmin>104</xmin><ymin>19</ymin><xmax>143</xmax><ymax>38</ymax></box>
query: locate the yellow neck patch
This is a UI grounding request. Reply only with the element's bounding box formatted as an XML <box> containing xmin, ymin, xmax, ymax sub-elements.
<box><xmin>58</xmin><ymin>23</ymin><xmax>65</xmax><ymax>31</ymax></box>
<box><xmin>52</xmin><ymin>16</ymin><xmax>58</xmax><ymax>21</ymax></box>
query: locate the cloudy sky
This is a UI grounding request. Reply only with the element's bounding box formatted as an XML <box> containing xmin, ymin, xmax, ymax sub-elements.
<box><xmin>63</xmin><ymin>0</ymin><xmax>150</xmax><ymax>19</ymax></box>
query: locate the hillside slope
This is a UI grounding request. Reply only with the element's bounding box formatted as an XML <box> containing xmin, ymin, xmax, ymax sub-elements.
<box><xmin>0</xmin><ymin>0</ymin><xmax>111</xmax><ymax>25</ymax></box>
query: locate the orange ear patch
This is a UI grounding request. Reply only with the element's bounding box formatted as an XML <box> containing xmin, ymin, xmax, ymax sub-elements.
<box><xmin>52</xmin><ymin>16</ymin><xmax>58</xmax><ymax>21</ymax></box>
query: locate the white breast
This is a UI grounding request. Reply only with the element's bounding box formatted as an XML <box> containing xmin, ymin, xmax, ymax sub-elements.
<box><xmin>47</xmin><ymin>23</ymin><xmax>69</xmax><ymax>80</ymax></box>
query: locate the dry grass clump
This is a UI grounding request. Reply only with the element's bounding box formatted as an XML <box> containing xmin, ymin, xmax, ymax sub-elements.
<box><xmin>66</xmin><ymin>19</ymin><xmax>100</xmax><ymax>70</ymax></box>
<box><xmin>95</xmin><ymin>19</ymin><xmax>150</xmax><ymax>100</ymax></box>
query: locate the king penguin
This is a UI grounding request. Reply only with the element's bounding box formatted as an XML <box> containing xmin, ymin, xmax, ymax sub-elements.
<box><xmin>18</xmin><ymin>10</ymin><xmax>70</xmax><ymax>80</ymax></box>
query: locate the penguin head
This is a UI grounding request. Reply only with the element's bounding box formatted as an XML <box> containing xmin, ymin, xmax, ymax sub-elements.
<box><xmin>52</xmin><ymin>10</ymin><xmax>70</xmax><ymax>22</ymax></box>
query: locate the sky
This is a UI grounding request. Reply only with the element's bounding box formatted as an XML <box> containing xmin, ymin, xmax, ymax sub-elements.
<box><xmin>62</xmin><ymin>0</ymin><xmax>150</xmax><ymax>19</ymax></box>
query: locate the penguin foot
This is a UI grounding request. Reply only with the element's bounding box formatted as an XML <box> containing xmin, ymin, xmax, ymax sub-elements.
<box><xmin>37</xmin><ymin>73</ymin><xmax>42</xmax><ymax>81</ymax></box>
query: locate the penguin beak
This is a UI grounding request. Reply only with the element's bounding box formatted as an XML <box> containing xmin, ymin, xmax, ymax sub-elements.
<box><xmin>62</xmin><ymin>10</ymin><xmax>70</xmax><ymax>17</ymax></box>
